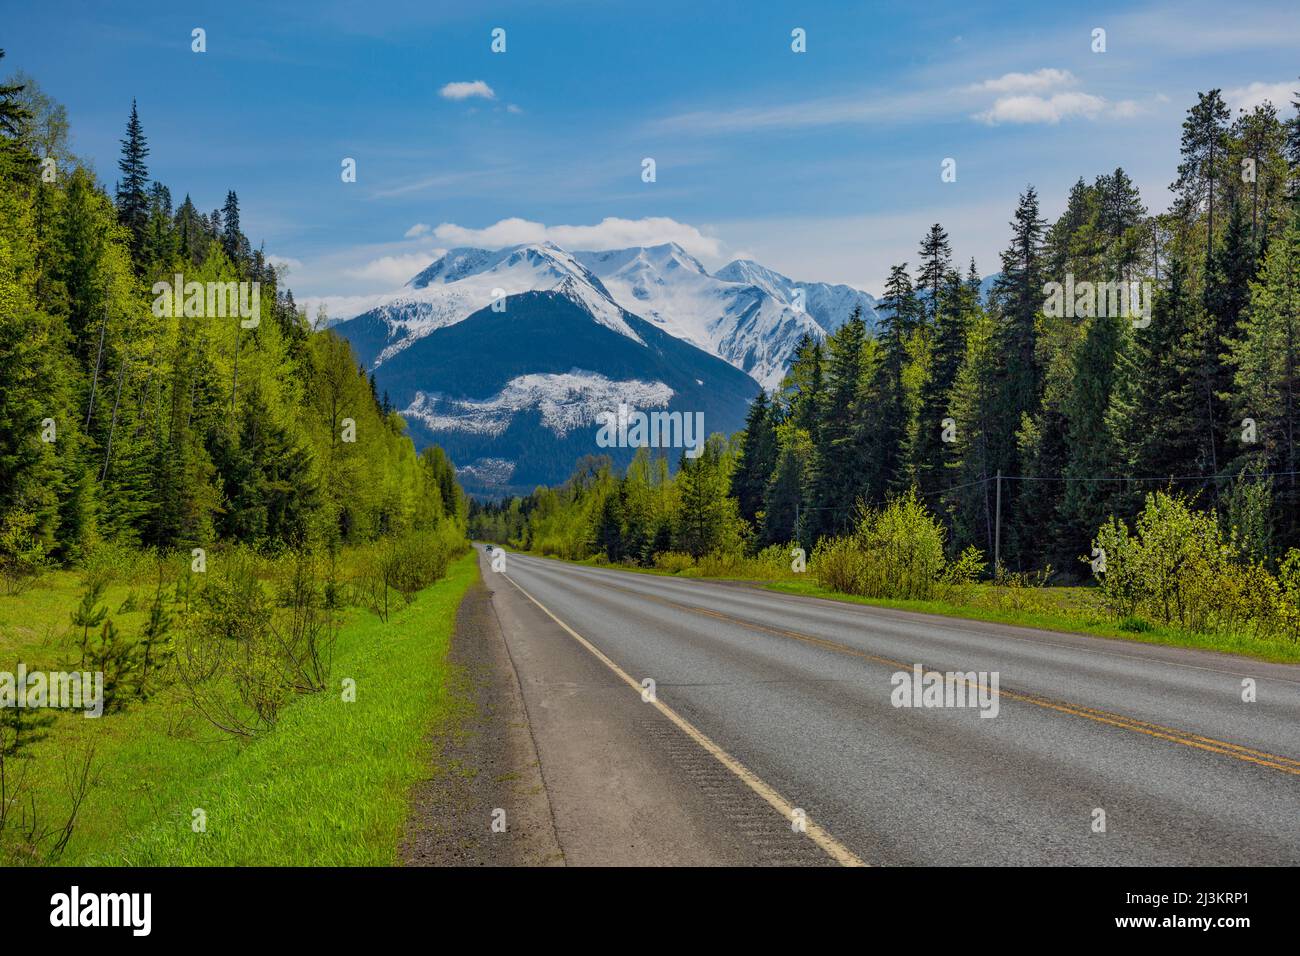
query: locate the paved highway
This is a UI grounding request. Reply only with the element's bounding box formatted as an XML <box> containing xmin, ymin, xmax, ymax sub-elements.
<box><xmin>477</xmin><ymin>545</ymin><xmax>1300</xmax><ymax>866</ymax></box>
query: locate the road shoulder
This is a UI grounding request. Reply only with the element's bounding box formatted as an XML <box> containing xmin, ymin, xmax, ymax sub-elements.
<box><xmin>400</xmin><ymin>572</ymin><xmax>564</xmax><ymax>866</ymax></box>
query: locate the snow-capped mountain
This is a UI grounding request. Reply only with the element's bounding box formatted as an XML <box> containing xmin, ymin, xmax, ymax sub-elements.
<box><xmin>334</xmin><ymin>288</ymin><xmax>760</xmax><ymax>494</ymax></box>
<box><xmin>331</xmin><ymin>242</ymin><xmax>642</xmax><ymax>370</ymax></box>
<box><xmin>333</xmin><ymin>241</ymin><xmax>877</xmax><ymax>390</ymax></box>
<box><xmin>330</xmin><ymin>241</ymin><xmax>878</xmax><ymax>493</ymax></box>
<box><xmin>712</xmin><ymin>259</ymin><xmax>880</xmax><ymax>335</ymax></box>
<box><xmin>573</xmin><ymin>244</ymin><xmax>829</xmax><ymax>389</ymax></box>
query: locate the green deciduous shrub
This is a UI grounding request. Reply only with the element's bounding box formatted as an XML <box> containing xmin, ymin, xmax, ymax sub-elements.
<box><xmin>652</xmin><ymin>551</ymin><xmax>695</xmax><ymax>574</ymax></box>
<box><xmin>0</xmin><ymin>509</ymin><xmax>52</xmax><ymax>596</ymax></box>
<box><xmin>1091</xmin><ymin>492</ymin><xmax>1300</xmax><ymax>642</ymax></box>
<box><xmin>812</xmin><ymin>490</ymin><xmax>984</xmax><ymax>601</ymax></box>
<box><xmin>352</xmin><ymin>524</ymin><xmax>466</xmax><ymax>622</ymax></box>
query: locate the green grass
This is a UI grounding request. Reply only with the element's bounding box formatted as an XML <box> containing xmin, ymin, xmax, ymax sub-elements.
<box><xmin>759</xmin><ymin>578</ymin><xmax>1300</xmax><ymax>665</ymax></box>
<box><xmin>1</xmin><ymin>551</ymin><xmax>479</xmax><ymax>866</ymax></box>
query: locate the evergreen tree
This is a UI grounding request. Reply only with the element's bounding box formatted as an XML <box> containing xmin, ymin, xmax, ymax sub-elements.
<box><xmin>221</xmin><ymin>189</ymin><xmax>243</xmax><ymax>263</ymax></box>
<box><xmin>946</xmin><ymin>313</ymin><xmax>1001</xmax><ymax>558</ymax></box>
<box><xmin>731</xmin><ymin>391</ymin><xmax>778</xmax><ymax>529</ymax></box>
<box><xmin>763</xmin><ymin>426</ymin><xmax>813</xmax><ymax>548</ymax></box>
<box><xmin>912</xmin><ymin>263</ymin><xmax>976</xmax><ymax>498</ymax></box>
<box><xmin>869</xmin><ymin>264</ymin><xmax>918</xmax><ymax>498</ymax></box>
<box><xmin>1230</xmin><ymin>213</ymin><xmax>1300</xmax><ymax>543</ymax></box>
<box><xmin>778</xmin><ymin>333</ymin><xmax>825</xmax><ymax>442</ymax></box>
<box><xmin>993</xmin><ymin>187</ymin><xmax>1048</xmax><ymax>409</ymax></box>
<box><xmin>809</xmin><ymin>309</ymin><xmax>871</xmax><ymax>537</ymax></box>
<box><xmin>917</xmin><ymin>223</ymin><xmax>951</xmax><ymax>331</ymax></box>
<box><xmin>0</xmin><ymin>51</ymin><xmax>31</xmax><ymax>137</ymax></box>
<box><xmin>115</xmin><ymin>99</ymin><xmax>150</xmax><ymax>263</ymax></box>
<box><xmin>1172</xmin><ymin>90</ymin><xmax>1231</xmax><ymax>268</ymax></box>
<box><xmin>592</xmin><ymin>486</ymin><xmax>625</xmax><ymax>562</ymax></box>
<box><xmin>1107</xmin><ymin>257</ymin><xmax>1207</xmax><ymax>490</ymax></box>
<box><xmin>1096</xmin><ymin>167</ymin><xmax>1146</xmax><ymax>278</ymax></box>
<box><xmin>675</xmin><ymin>439</ymin><xmax>732</xmax><ymax>558</ymax></box>
<box><xmin>1057</xmin><ymin>313</ymin><xmax>1126</xmax><ymax>563</ymax></box>
<box><xmin>988</xmin><ymin>188</ymin><xmax>1048</xmax><ymax>562</ymax></box>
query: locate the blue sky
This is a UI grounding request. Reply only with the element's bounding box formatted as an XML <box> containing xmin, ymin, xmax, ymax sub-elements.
<box><xmin>4</xmin><ymin>0</ymin><xmax>1298</xmax><ymax>314</ymax></box>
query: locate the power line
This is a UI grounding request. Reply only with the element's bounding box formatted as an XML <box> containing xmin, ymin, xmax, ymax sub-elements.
<box><xmin>930</xmin><ymin>468</ymin><xmax>1300</xmax><ymax>489</ymax></box>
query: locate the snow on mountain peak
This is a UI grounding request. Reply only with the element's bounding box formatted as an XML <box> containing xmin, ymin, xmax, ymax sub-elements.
<box><xmin>336</xmin><ymin>238</ymin><xmax>879</xmax><ymax>391</ymax></box>
<box><xmin>574</xmin><ymin>244</ymin><xmax>824</xmax><ymax>389</ymax></box>
<box><xmin>350</xmin><ymin>241</ymin><xmax>643</xmax><ymax>368</ymax></box>
<box><xmin>402</xmin><ymin>371</ymin><xmax>675</xmax><ymax>438</ymax></box>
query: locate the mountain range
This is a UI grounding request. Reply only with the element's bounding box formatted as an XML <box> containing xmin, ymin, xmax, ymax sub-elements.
<box><xmin>330</xmin><ymin>241</ymin><xmax>881</xmax><ymax>495</ymax></box>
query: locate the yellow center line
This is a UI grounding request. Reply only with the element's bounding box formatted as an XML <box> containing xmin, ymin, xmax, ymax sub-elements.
<box><xmin>501</xmin><ymin>572</ymin><xmax>867</xmax><ymax>867</ymax></box>
<box><xmin>578</xmin><ymin>574</ymin><xmax>1300</xmax><ymax>779</ymax></box>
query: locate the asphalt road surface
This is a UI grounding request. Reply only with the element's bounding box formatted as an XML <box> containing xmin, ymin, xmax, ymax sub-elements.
<box><xmin>476</xmin><ymin>545</ymin><xmax>1300</xmax><ymax>866</ymax></box>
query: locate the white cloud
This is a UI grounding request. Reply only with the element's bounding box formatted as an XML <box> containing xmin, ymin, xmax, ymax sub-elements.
<box><xmin>966</xmin><ymin>67</ymin><xmax>1149</xmax><ymax>125</ymax></box>
<box><xmin>404</xmin><ymin>222</ymin><xmax>431</xmax><ymax>238</ymax></box>
<box><xmin>506</xmin><ymin>103</ymin><xmax>523</xmax><ymax>114</ymax></box>
<box><xmin>266</xmin><ymin>254</ymin><xmax>302</xmax><ymax>273</ymax></box>
<box><xmin>975</xmin><ymin>91</ymin><xmax>1111</xmax><ymax>125</ymax></box>
<box><xmin>1225</xmin><ymin>81</ymin><xmax>1296</xmax><ymax>114</ymax></box>
<box><xmin>344</xmin><ymin>249</ymin><xmax>446</xmax><ymax>285</ymax></box>
<box><xmin>966</xmin><ymin>68</ymin><xmax>1076</xmax><ymax>94</ymax></box>
<box><xmin>296</xmin><ymin>294</ymin><xmax>385</xmax><ymax>327</ymax></box>
<box><xmin>1109</xmin><ymin>6</ymin><xmax>1300</xmax><ymax>55</ymax></box>
<box><xmin>439</xmin><ymin>80</ymin><xmax>495</xmax><ymax>101</ymax></box>
<box><xmin>650</xmin><ymin>88</ymin><xmax>949</xmax><ymax>134</ymax></box>
<box><xmin>430</xmin><ymin>216</ymin><xmax>724</xmax><ymax>259</ymax></box>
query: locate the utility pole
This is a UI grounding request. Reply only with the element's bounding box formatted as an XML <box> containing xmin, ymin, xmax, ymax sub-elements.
<box><xmin>994</xmin><ymin>470</ymin><xmax>1002</xmax><ymax>579</ymax></box>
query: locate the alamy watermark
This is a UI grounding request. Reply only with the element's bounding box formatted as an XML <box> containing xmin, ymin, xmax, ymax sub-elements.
<box><xmin>595</xmin><ymin>404</ymin><xmax>705</xmax><ymax>458</ymax></box>
<box><xmin>1</xmin><ymin>664</ymin><xmax>104</xmax><ymax>718</ymax></box>
<box><xmin>151</xmin><ymin>274</ymin><xmax>260</xmax><ymax>328</ymax></box>
<box><xmin>1042</xmin><ymin>275</ymin><xmax>1152</xmax><ymax>328</ymax></box>
<box><xmin>890</xmin><ymin>663</ymin><xmax>1000</xmax><ymax>718</ymax></box>
<box><xmin>50</xmin><ymin>886</ymin><xmax>151</xmax><ymax>936</ymax></box>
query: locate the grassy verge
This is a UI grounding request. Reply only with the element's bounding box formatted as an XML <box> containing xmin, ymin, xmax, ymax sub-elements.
<box><xmin>509</xmin><ymin>548</ymin><xmax>1300</xmax><ymax>665</ymax></box>
<box><xmin>763</xmin><ymin>578</ymin><xmax>1300</xmax><ymax>665</ymax></box>
<box><xmin>2</xmin><ymin>550</ymin><xmax>479</xmax><ymax>866</ymax></box>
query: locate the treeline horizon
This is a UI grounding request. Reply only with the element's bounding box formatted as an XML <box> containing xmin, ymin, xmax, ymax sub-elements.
<box><xmin>473</xmin><ymin>84</ymin><xmax>1300</xmax><ymax>581</ymax></box>
<box><xmin>0</xmin><ymin>52</ymin><xmax>466</xmax><ymax>571</ymax></box>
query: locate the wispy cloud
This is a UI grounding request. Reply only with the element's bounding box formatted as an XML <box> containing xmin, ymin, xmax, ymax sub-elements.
<box><xmin>344</xmin><ymin>249</ymin><xmax>446</xmax><ymax>285</ymax></box>
<box><xmin>648</xmin><ymin>88</ymin><xmax>949</xmax><ymax>135</ymax></box>
<box><xmin>266</xmin><ymin>253</ymin><xmax>303</xmax><ymax>273</ymax></box>
<box><xmin>439</xmin><ymin>80</ymin><xmax>495</xmax><ymax>101</ymax></box>
<box><xmin>1110</xmin><ymin>4</ymin><xmax>1300</xmax><ymax>54</ymax></box>
<box><xmin>430</xmin><ymin>217</ymin><xmax>724</xmax><ymax>259</ymax></box>
<box><xmin>404</xmin><ymin>223</ymin><xmax>432</xmax><ymax>238</ymax></box>
<box><xmin>651</xmin><ymin>65</ymin><xmax>1144</xmax><ymax>135</ymax></box>
<box><xmin>966</xmin><ymin>68</ymin><xmax>1078</xmax><ymax>94</ymax></box>
<box><xmin>1225</xmin><ymin>80</ymin><xmax>1297</xmax><ymax>113</ymax></box>
<box><xmin>969</xmin><ymin>69</ymin><xmax>1141</xmax><ymax>125</ymax></box>
<box><xmin>370</xmin><ymin>168</ymin><xmax>502</xmax><ymax>200</ymax></box>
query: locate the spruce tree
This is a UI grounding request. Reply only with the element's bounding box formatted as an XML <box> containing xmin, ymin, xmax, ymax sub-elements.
<box><xmin>870</xmin><ymin>265</ymin><xmax>918</xmax><ymax>498</ymax></box>
<box><xmin>912</xmin><ymin>264</ymin><xmax>976</xmax><ymax>498</ymax></box>
<box><xmin>1107</xmin><ymin>256</ymin><xmax>1206</xmax><ymax>492</ymax></box>
<box><xmin>917</xmin><ymin>223</ymin><xmax>951</xmax><ymax>331</ymax></box>
<box><xmin>989</xmin><ymin>188</ymin><xmax>1048</xmax><ymax>561</ymax></box>
<box><xmin>1230</xmin><ymin>213</ymin><xmax>1300</xmax><ymax>544</ymax></box>
<box><xmin>115</xmin><ymin>99</ymin><xmax>150</xmax><ymax>263</ymax></box>
<box><xmin>809</xmin><ymin>309</ymin><xmax>870</xmax><ymax>537</ymax></box>
<box><xmin>221</xmin><ymin>189</ymin><xmax>243</xmax><ymax>263</ymax></box>
<box><xmin>731</xmin><ymin>391</ymin><xmax>778</xmax><ymax>529</ymax></box>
